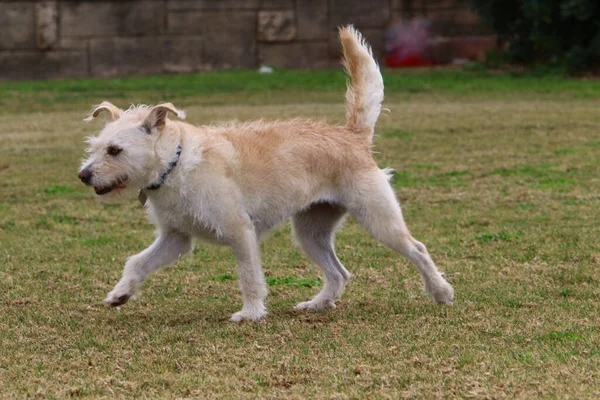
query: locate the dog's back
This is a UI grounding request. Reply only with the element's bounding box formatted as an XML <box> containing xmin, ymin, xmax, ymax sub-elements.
<box><xmin>178</xmin><ymin>28</ymin><xmax>386</xmax><ymax>228</ymax></box>
<box><xmin>180</xmin><ymin>26</ymin><xmax>386</xmax><ymax>213</ymax></box>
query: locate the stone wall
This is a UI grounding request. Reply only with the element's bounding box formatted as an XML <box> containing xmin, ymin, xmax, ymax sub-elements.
<box><xmin>0</xmin><ymin>0</ymin><xmax>493</xmax><ymax>80</ymax></box>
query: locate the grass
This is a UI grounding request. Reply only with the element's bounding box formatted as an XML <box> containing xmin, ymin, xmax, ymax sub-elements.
<box><xmin>1</xmin><ymin>68</ymin><xmax>600</xmax><ymax>398</ymax></box>
<box><xmin>3</xmin><ymin>68</ymin><xmax>600</xmax><ymax>114</ymax></box>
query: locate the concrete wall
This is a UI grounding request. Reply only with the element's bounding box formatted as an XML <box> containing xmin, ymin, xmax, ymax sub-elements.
<box><xmin>0</xmin><ymin>0</ymin><xmax>493</xmax><ymax>80</ymax></box>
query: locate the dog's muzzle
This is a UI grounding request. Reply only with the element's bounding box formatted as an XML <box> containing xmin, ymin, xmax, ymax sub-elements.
<box><xmin>78</xmin><ymin>168</ymin><xmax>128</xmax><ymax>195</ymax></box>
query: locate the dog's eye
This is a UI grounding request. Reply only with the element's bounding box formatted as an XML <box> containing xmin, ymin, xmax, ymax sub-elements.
<box><xmin>107</xmin><ymin>146</ymin><xmax>122</xmax><ymax>156</ymax></box>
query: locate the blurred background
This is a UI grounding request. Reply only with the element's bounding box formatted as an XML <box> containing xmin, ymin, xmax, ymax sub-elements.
<box><xmin>3</xmin><ymin>0</ymin><xmax>598</xmax><ymax>80</ymax></box>
<box><xmin>6</xmin><ymin>0</ymin><xmax>597</xmax><ymax>80</ymax></box>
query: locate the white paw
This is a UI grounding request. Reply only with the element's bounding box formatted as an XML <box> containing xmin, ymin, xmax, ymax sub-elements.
<box><xmin>230</xmin><ymin>305</ymin><xmax>267</xmax><ymax>322</ymax></box>
<box><xmin>295</xmin><ymin>299</ymin><xmax>336</xmax><ymax>311</ymax></box>
<box><xmin>431</xmin><ymin>280</ymin><xmax>454</xmax><ymax>305</ymax></box>
<box><xmin>104</xmin><ymin>282</ymin><xmax>135</xmax><ymax>307</ymax></box>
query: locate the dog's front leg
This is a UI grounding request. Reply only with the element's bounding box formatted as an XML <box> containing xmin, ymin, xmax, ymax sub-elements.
<box><xmin>105</xmin><ymin>231</ymin><xmax>192</xmax><ymax>307</ymax></box>
<box><xmin>228</xmin><ymin>226</ymin><xmax>268</xmax><ymax>322</ymax></box>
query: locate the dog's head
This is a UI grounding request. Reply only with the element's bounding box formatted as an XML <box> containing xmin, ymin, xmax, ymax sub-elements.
<box><xmin>79</xmin><ymin>101</ymin><xmax>186</xmax><ymax>201</ymax></box>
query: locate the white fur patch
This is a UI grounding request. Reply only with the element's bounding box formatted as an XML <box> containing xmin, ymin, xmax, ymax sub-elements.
<box><xmin>381</xmin><ymin>167</ymin><xmax>395</xmax><ymax>181</ymax></box>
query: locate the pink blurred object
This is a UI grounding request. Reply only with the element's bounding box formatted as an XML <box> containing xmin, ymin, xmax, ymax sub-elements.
<box><xmin>384</xmin><ymin>19</ymin><xmax>435</xmax><ymax>68</ymax></box>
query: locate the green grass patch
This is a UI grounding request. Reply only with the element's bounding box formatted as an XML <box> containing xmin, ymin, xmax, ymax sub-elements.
<box><xmin>491</xmin><ymin>164</ymin><xmax>577</xmax><ymax>191</ymax></box>
<box><xmin>266</xmin><ymin>276</ymin><xmax>322</xmax><ymax>288</ymax></box>
<box><xmin>413</xmin><ymin>163</ymin><xmax>440</xmax><ymax>170</ymax></box>
<box><xmin>50</xmin><ymin>214</ymin><xmax>79</xmax><ymax>225</ymax></box>
<box><xmin>553</xmin><ymin>148</ymin><xmax>576</xmax><ymax>155</ymax></box>
<box><xmin>392</xmin><ymin>169</ymin><xmax>472</xmax><ymax>188</ymax></box>
<box><xmin>477</xmin><ymin>230</ymin><xmax>523</xmax><ymax>244</ymax></box>
<box><xmin>381</xmin><ymin>130</ymin><xmax>414</xmax><ymax>139</ymax></box>
<box><xmin>4</xmin><ymin>68</ymin><xmax>600</xmax><ymax>114</ymax></box>
<box><xmin>80</xmin><ymin>236</ymin><xmax>118</xmax><ymax>246</ymax></box>
<box><xmin>541</xmin><ymin>331</ymin><xmax>584</xmax><ymax>343</ymax></box>
<box><xmin>518</xmin><ymin>202</ymin><xmax>538</xmax><ymax>210</ymax></box>
<box><xmin>214</xmin><ymin>273</ymin><xmax>236</xmax><ymax>282</ymax></box>
<box><xmin>43</xmin><ymin>184</ymin><xmax>77</xmax><ymax>195</ymax></box>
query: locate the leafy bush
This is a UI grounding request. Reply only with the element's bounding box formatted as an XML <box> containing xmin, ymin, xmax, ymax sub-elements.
<box><xmin>470</xmin><ymin>0</ymin><xmax>600</xmax><ymax>74</ymax></box>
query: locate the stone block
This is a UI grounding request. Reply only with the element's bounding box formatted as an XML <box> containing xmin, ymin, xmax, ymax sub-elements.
<box><xmin>260</xmin><ymin>0</ymin><xmax>294</xmax><ymax>9</ymax></box>
<box><xmin>425</xmin><ymin>0</ymin><xmax>465</xmax><ymax>10</ymax></box>
<box><xmin>258</xmin><ymin>11</ymin><xmax>296</xmax><ymax>42</ymax></box>
<box><xmin>167</xmin><ymin>0</ymin><xmax>260</xmax><ymax>10</ymax></box>
<box><xmin>259</xmin><ymin>42</ymin><xmax>329</xmax><ymax>69</ymax></box>
<box><xmin>90</xmin><ymin>37</ymin><xmax>164</xmax><ymax>77</ymax></box>
<box><xmin>429</xmin><ymin>35</ymin><xmax>496</xmax><ymax>63</ymax></box>
<box><xmin>168</xmin><ymin>11</ymin><xmax>200</xmax><ymax>34</ymax></box>
<box><xmin>0</xmin><ymin>2</ymin><xmax>35</xmax><ymax>50</ymax></box>
<box><xmin>392</xmin><ymin>8</ymin><xmax>428</xmax><ymax>20</ymax></box>
<box><xmin>0</xmin><ymin>50</ymin><xmax>87</xmax><ymax>80</ymax></box>
<box><xmin>60</xmin><ymin>1</ymin><xmax>164</xmax><ymax>37</ymax></box>
<box><xmin>400</xmin><ymin>0</ymin><xmax>426</xmax><ymax>11</ymax></box>
<box><xmin>429</xmin><ymin>8</ymin><xmax>482</xmax><ymax>24</ymax></box>
<box><xmin>428</xmin><ymin>38</ymin><xmax>452</xmax><ymax>64</ymax></box>
<box><xmin>58</xmin><ymin>38</ymin><xmax>88</xmax><ymax>50</ymax></box>
<box><xmin>456</xmin><ymin>36</ymin><xmax>496</xmax><ymax>60</ymax></box>
<box><xmin>162</xmin><ymin>36</ymin><xmax>204</xmax><ymax>73</ymax></box>
<box><xmin>168</xmin><ymin>10</ymin><xmax>256</xmax><ymax>35</ymax></box>
<box><xmin>168</xmin><ymin>11</ymin><xmax>256</xmax><ymax>68</ymax></box>
<box><xmin>428</xmin><ymin>9</ymin><xmax>489</xmax><ymax>36</ymax></box>
<box><xmin>330</xmin><ymin>0</ymin><xmax>391</xmax><ymax>28</ymax></box>
<box><xmin>296</xmin><ymin>0</ymin><xmax>328</xmax><ymax>40</ymax></box>
<box><xmin>452</xmin><ymin>35</ymin><xmax>496</xmax><ymax>61</ymax></box>
<box><xmin>36</xmin><ymin>1</ymin><xmax>58</xmax><ymax>50</ymax></box>
<box><xmin>200</xmin><ymin>12</ymin><xmax>257</xmax><ymax>68</ymax></box>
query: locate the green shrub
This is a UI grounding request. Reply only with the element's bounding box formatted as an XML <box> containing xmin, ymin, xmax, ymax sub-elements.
<box><xmin>471</xmin><ymin>0</ymin><xmax>600</xmax><ymax>74</ymax></box>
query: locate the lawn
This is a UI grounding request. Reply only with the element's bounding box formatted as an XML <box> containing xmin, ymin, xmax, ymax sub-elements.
<box><xmin>1</xmin><ymin>69</ymin><xmax>600</xmax><ymax>398</ymax></box>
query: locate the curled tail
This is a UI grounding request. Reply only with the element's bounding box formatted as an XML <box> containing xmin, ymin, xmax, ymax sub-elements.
<box><xmin>339</xmin><ymin>25</ymin><xmax>384</xmax><ymax>140</ymax></box>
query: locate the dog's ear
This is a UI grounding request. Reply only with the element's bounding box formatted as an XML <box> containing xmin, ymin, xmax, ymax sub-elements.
<box><xmin>84</xmin><ymin>102</ymin><xmax>123</xmax><ymax>122</ymax></box>
<box><xmin>143</xmin><ymin>103</ymin><xmax>186</xmax><ymax>132</ymax></box>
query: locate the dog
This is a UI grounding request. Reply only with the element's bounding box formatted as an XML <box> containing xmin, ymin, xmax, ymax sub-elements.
<box><xmin>78</xmin><ymin>26</ymin><xmax>454</xmax><ymax>321</ymax></box>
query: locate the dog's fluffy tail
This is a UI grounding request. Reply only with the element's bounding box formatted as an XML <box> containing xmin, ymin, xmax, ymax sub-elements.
<box><xmin>340</xmin><ymin>25</ymin><xmax>384</xmax><ymax>140</ymax></box>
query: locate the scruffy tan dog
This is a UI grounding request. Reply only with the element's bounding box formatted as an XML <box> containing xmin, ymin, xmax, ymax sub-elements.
<box><xmin>79</xmin><ymin>26</ymin><xmax>454</xmax><ymax>321</ymax></box>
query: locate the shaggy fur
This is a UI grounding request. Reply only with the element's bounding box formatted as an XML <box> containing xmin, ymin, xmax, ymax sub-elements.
<box><xmin>79</xmin><ymin>26</ymin><xmax>454</xmax><ymax>321</ymax></box>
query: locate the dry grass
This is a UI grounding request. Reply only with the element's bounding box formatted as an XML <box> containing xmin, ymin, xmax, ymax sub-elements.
<box><xmin>1</xmin><ymin>71</ymin><xmax>600</xmax><ymax>398</ymax></box>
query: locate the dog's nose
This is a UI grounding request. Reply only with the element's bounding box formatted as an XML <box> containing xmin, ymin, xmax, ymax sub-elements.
<box><xmin>78</xmin><ymin>168</ymin><xmax>93</xmax><ymax>184</ymax></box>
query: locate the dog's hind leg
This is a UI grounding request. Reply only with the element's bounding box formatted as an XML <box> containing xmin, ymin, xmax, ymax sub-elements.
<box><xmin>105</xmin><ymin>231</ymin><xmax>192</xmax><ymax>307</ymax></box>
<box><xmin>347</xmin><ymin>169</ymin><xmax>454</xmax><ymax>305</ymax></box>
<box><xmin>292</xmin><ymin>202</ymin><xmax>351</xmax><ymax>311</ymax></box>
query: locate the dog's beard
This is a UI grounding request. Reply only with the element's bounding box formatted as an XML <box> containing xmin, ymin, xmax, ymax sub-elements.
<box><xmin>92</xmin><ymin>176</ymin><xmax>142</xmax><ymax>203</ymax></box>
<box><xmin>94</xmin><ymin>186</ymin><xmax>139</xmax><ymax>203</ymax></box>
<box><xmin>93</xmin><ymin>175</ymin><xmax>128</xmax><ymax>195</ymax></box>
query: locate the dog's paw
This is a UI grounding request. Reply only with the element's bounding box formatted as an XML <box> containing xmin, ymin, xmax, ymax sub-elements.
<box><xmin>431</xmin><ymin>280</ymin><xmax>454</xmax><ymax>305</ymax></box>
<box><xmin>295</xmin><ymin>299</ymin><xmax>336</xmax><ymax>311</ymax></box>
<box><xmin>230</xmin><ymin>305</ymin><xmax>267</xmax><ymax>322</ymax></box>
<box><xmin>104</xmin><ymin>287</ymin><xmax>133</xmax><ymax>307</ymax></box>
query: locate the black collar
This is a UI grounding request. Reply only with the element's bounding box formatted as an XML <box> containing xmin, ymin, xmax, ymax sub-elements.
<box><xmin>146</xmin><ymin>143</ymin><xmax>182</xmax><ymax>191</ymax></box>
<box><xmin>138</xmin><ymin>144</ymin><xmax>181</xmax><ymax>206</ymax></box>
